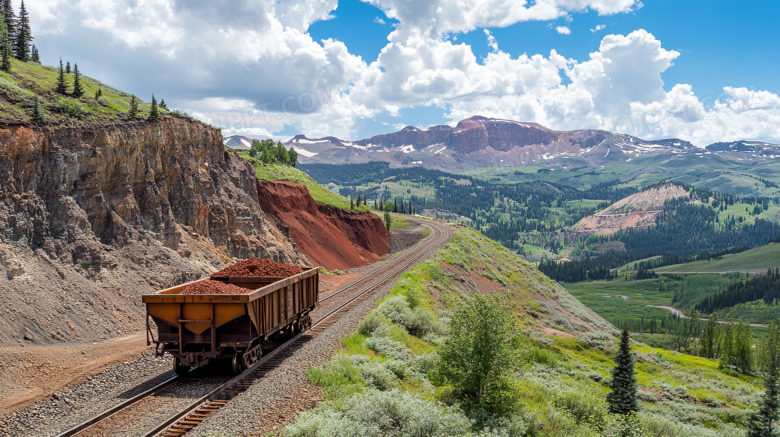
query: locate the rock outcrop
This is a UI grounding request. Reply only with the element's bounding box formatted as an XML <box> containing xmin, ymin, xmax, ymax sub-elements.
<box><xmin>255</xmin><ymin>180</ymin><xmax>390</xmax><ymax>271</ymax></box>
<box><xmin>574</xmin><ymin>184</ymin><xmax>689</xmax><ymax>236</ymax></box>
<box><xmin>0</xmin><ymin>118</ymin><xmax>304</xmax><ymax>345</ymax></box>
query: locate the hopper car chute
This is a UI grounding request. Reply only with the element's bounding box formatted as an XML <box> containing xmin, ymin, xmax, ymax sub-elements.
<box><xmin>142</xmin><ymin>267</ymin><xmax>319</xmax><ymax>375</ymax></box>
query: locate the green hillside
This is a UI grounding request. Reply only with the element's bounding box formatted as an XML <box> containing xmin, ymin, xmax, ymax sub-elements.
<box><xmin>270</xmin><ymin>227</ymin><xmax>764</xmax><ymax>437</ymax></box>
<box><xmin>0</xmin><ymin>57</ymin><xmax>197</xmax><ymax>124</ymax></box>
<box><xmin>242</xmin><ymin>159</ymin><xmax>367</xmax><ymax>211</ymax></box>
<box><xmin>656</xmin><ymin>243</ymin><xmax>780</xmax><ymax>273</ymax></box>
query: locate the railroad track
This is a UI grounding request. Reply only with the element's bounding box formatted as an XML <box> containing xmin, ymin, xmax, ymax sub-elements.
<box><xmin>56</xmin><ymin>218</ymin><xmax>450</xmax><ymax>437</ymax></box>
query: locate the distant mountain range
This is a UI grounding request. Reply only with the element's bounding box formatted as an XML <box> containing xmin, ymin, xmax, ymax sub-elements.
<box><xmin>223</xmin><ymin>115</ymin><xmax>780</xmax><ymax>172</ymax></box>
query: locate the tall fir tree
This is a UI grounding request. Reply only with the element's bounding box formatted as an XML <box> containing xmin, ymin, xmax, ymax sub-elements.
<box><xmin>748</xmin><ymin>320</ymin><xmax>780</xmax><ymax>437</ymax></box>
<box><xmin>127</xmin><ymin>94</ymin><xmax>140</xmax><ymax>120</ymax></box>
<box><xmin>0</xmin><ymin>17</ymin><xmax>10</xmax><ymax>73</ymax></box>
<box><xmin>55</xmin><ymin>58</ymin><xmax>68</xmax><ymax>94</ymax></box>
<box><xmin>2</xmin><ymin>0</ymin><xmax>14</xmax><ymax>43</ymax></box>
<box><xmin>12</xmin><ymin>0</ymin><xmax>31</xmax><ymax>61</ymax></box>
<box><xmin>65</xmin><ymin>61</ymin><xmax>70</xmax><ymax>74</ymax></box>
<box><xmin>159</xmin><ymin>99</ymin><xmax>167</xmax><ymax>109</ymax></box>
<box><xmin>147</xmin><ymin>94</ymin><xmax>161</xmax><ymax>122</ymax></box>
<box><xmin>607</xmin><ymin>323</ymin><xmax>640</xmax><ymax>415</ymax></box>
<box><xmin>71</xmin><ymin>63</ymin><xmax>84</xmax><ymax>98</ymax></box>
<box><xmin>30</xmin><ymin>44</ymin><xmax>38</xmax><ymax>62</ymax></box>
<box><xmin>31</xmin><ymin>96</ymin><xmax>45</xmax><ymax>123</ymax></box>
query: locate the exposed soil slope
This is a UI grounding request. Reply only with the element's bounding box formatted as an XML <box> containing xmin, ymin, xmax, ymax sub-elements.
<box><xmin>256</xmin><ymin>181</ymin><xmax>390</xmax><ymax>270</ymax></box>
<box><xmin>575</xmin><ymin>184</ymin><xmax>689</xmax><ymax>235</ymax></box>
<box><xmin>0</xmin><ymin>118</ymin><xmax>304</xmax><ymax>346</ymax></box>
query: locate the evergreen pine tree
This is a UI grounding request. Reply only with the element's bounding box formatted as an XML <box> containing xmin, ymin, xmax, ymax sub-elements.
<box><xmin>384</xmin><ymin>211</ymin><xmax>392</xmax><ymax>231</ymax></box>
<box><xmin>147</xmin><ymin>94</ymin><xmax>161</xmax><ymax>122</ymax></box>
<box><xmin>748</xmin><ymin>320</ymin><xmax>780</xmax><ymax>437</ymax></box>
<box><xmin>65</xmin><ymin>61</ymin><xmax>70</xmax><ymax>74</ymax></box>
<box><xmin>2</xmin><ymin>0</ymin><xmax>13</xmax><ymax>44</ymax></box>
<box><xmin>0</xmin><ymin>32</ymin><xmax>10</xmax><ymax>73</ymax></box>
<box><xmin>71</xmin><ymin>63</ymin><xmax>84</xmax><ymax>98</ymax></box>
<box><xmin>127</xmin><ymin>94</ymin><xmax>140</xmax><ymax>120</ymax></box>
<box><xmin>607</xmin><ymin>323</ymin><xmax>639</xmax><ymax>415</ymax></box>
<box><xmin>350</xmin><ymin>198</ymin><xmax>354</xmax><ymax>210</ymax></box>
<box><xmin>30</xmin><ymin>43</ymin><xmax>38</xmax><ymax>62</ymax></box>
<box><xmin>13</xmin><ymin>0</ymin><xmax>31</xmax><ymax>61</ymax></box>
<box><xmin>159</xmin><ymin>99</ymin><xmax>167</xmax><ymax>109</ymax></box>
<box><xmin>55</xmin><ymin>58</ymin><xmax>68</xmax><ymax>94</ymax></box>
<box><xmin>31</xmin><ymin>96</ymin><xmax>45</xmax><ymax>123</ymax></box>
<box><xmin>95</xmin><ymin>88</ymin><xmax>102</xmax><ymax>101</ymax></box>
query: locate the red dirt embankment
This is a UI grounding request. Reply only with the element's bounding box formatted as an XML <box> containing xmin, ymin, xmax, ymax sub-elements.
<box><xmin>255</xmin><ymin>181</ymin><xmax>391</xmax><ymax>270</ymax></box>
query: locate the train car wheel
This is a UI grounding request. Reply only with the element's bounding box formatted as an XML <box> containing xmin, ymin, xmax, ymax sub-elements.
<box><xmin>231</xmin><ymin>353</ymin><xmax>246</xmax><ymax>376</ymax></box>
<box><xmin>173</xmin><ymin>357</ymin><xmax>191</xmax><ymax>376</ymax></box>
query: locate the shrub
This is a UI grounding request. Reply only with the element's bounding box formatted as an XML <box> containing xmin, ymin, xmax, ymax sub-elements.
<box><xmin>282</xmin><ymin>390</ymin><xmax>473</xmax><ymax>437</ymax></box>
<box><xmin>364</xmin><ymin>336</ymin><xmax>413</xmax><ymax>361</ymax></box>
<box><xmin>383</xmin><ymin>359</ymin><xmax>411</xmax><ymax>379</ymax></box>
<box><xmin>406</xmin><ymin>308</ymin><xmax>444</xmax><ymax>337</ymax></box>
<box><xmin>377</xmin><ymin>295</ymin><xmax>412</xmax><ymax>326</ymax></box>
<box><xmin>357</xmin><ymin>311</ymin><xmax>390</xmax><ymax>337</ymax></box>
<box><xmin>576</xmin><ymin>332</ymin><xmax>614</xmax><ymax>353</ymax></box>
<box><xmin>308</xmin><ymin>355</ymin><xmax>362</xmax><ymax>388</ymax></box>
<box><xmin>357</xmin><ymin>361</ymin><xmax>399</xmax><ymax>390</ymax></box>
<box><xmin>552</xmin><ymin>388</ymin><xmax>608</xmax><ymax>427</ymax></box>
<box><xmin>0</xmin><ymin>76</ymin><xmax>31</xmax><ymax>101</ymax></box>
<box><xmin>412</xmin><ymin>352</ymin><xmax>439</xmax><ymax>374</ymax></box>
<box><xmin>527</xmin><ymin>347</ymin><xmax>561</xmax><ymax>367</ymax></box>
<box><xmin>60</xmin><ymin>98</ymin><xmax>83</xmax><ymax>118</ymax></box>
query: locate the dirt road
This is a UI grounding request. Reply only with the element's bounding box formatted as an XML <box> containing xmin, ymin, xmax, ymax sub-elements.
<box><xmin>647</xmin><ymin>305</ymin><xmax>768</xmax><ymax>328</ymax></box>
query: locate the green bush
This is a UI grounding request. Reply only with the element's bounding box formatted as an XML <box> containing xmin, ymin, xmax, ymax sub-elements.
<box><xmin>527</xmin><ymin>347</ymin><xmax>561</xmax><ymax>367</ymax></box>
<box><xmin>60</xmin><ymin>98</ymin><xmax>83</xmax><ymax>118</ymax></box>
<box><xmin>282</xmin><ymin>390</ymin><xmax>473</xmax><ymax>437</ymax></box>
<box><xmin>377</xmin><ymin>295</ymin><xmax>412</xmax><ymax>326</ymax></box>
<box><xmin>364</xmin><ymin>336</ymin><xmax>413</xmax><ymax>361</ymax></box>
<box><xmin>357</xmin><ymin>311</ymin><xmax>390</xmax><ymax>337</ymax></box>
<box><xmin>0</xmin><ymin>76</ymin><xmax>32</xmax><ymax>101</ymax></box>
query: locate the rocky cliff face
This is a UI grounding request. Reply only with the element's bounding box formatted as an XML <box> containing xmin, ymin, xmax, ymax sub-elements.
<box><xmin>0</xmin><ymin>118</ymin><xmax>304</xmax><ymax>346</ymax></box>
<box><xmin>255</xmin><ymin>180</ymin><xmax>390</xmax><ymax>271</ymax></box>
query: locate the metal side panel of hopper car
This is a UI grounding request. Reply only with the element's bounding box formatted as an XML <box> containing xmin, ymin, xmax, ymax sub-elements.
<box><xmin>143</xmin><ymin>268</ymin><xmax>319</xmax><ymax>374</ymax></box>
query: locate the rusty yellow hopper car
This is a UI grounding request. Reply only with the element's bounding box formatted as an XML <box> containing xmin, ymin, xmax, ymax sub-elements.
<box><xmin>142</xmin><ymin>268</ymin><xmax>319</xmax><ymax>375</ymax></box>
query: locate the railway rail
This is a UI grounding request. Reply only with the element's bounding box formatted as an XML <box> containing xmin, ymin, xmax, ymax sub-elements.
<box><xmin>56</xmin><ymin>218</ymin><xmax>450</xmax><ymax>437</ymax></box>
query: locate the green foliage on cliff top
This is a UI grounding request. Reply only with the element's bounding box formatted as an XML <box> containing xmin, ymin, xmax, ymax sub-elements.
<box><xmin>243</xmin><ymin>159</ymin><xmax>368</xmax><ymax>211</ymax></box>
<box><xmin>0</xmin><ymin>57</ymin><xmax>194</xmax><ymax>124</ymax></box>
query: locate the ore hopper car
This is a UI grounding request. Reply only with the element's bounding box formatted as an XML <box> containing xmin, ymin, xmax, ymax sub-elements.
<box><xmin>143</xmin><ymin>266</ymin><xmax>319</xmax><ymax>375</ymax></box>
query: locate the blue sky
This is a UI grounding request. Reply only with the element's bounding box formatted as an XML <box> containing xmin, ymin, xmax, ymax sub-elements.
<box><xmin>25</xmin><ymin>0</ymin><xmax>780</xmax><ymax>145</ymax></box>
<box><xmin>308</xmin><ymin>0</ymin><xmax>779</xmax><ymax>139</ymax></box>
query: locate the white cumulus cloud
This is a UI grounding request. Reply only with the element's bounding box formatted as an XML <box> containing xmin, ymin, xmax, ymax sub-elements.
<box><xmin>556</xmin><ymin>26</ymin><xmax>571</xmax><ymax>34</ymax></box>
<box><xmin>21</xmin><ymin>0</ymin><xmax>780</xmax><ymax>145</ymax></box>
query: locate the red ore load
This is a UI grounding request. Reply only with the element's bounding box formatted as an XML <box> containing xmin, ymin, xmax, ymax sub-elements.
<box><xmin>210</xmin><ymin>257</ymin><xmax>304</xmax><ymax>278</ymax></box>
<box><xmin>181</xmin><ymin>280</ymin><xmax>249</xmax><ymax>295</ymax></box>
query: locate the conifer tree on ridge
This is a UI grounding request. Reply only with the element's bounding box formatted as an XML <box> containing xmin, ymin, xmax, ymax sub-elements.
<box><xmin>71</xmin><ymin>63</ymin><xmax>84</xmax><ymax>98</ymax></box>
<box><xmin>55</xmin><ymin>58</ymin><xmax>68</xmax><ymax>94</ymax></box>
<box><xmin>147</xmin><ymin>94</ymin><xmax>161</xmax><ymax>122</ymax></box>
<box><xmin>127</xmin><ymin>94</ymin><xmax>140</xmax><ymax>120</ymax></box>
<box><xmin>13</xmin><ymin>0</ymin><xmax>31</xmax><ymax>61</ymax></box>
